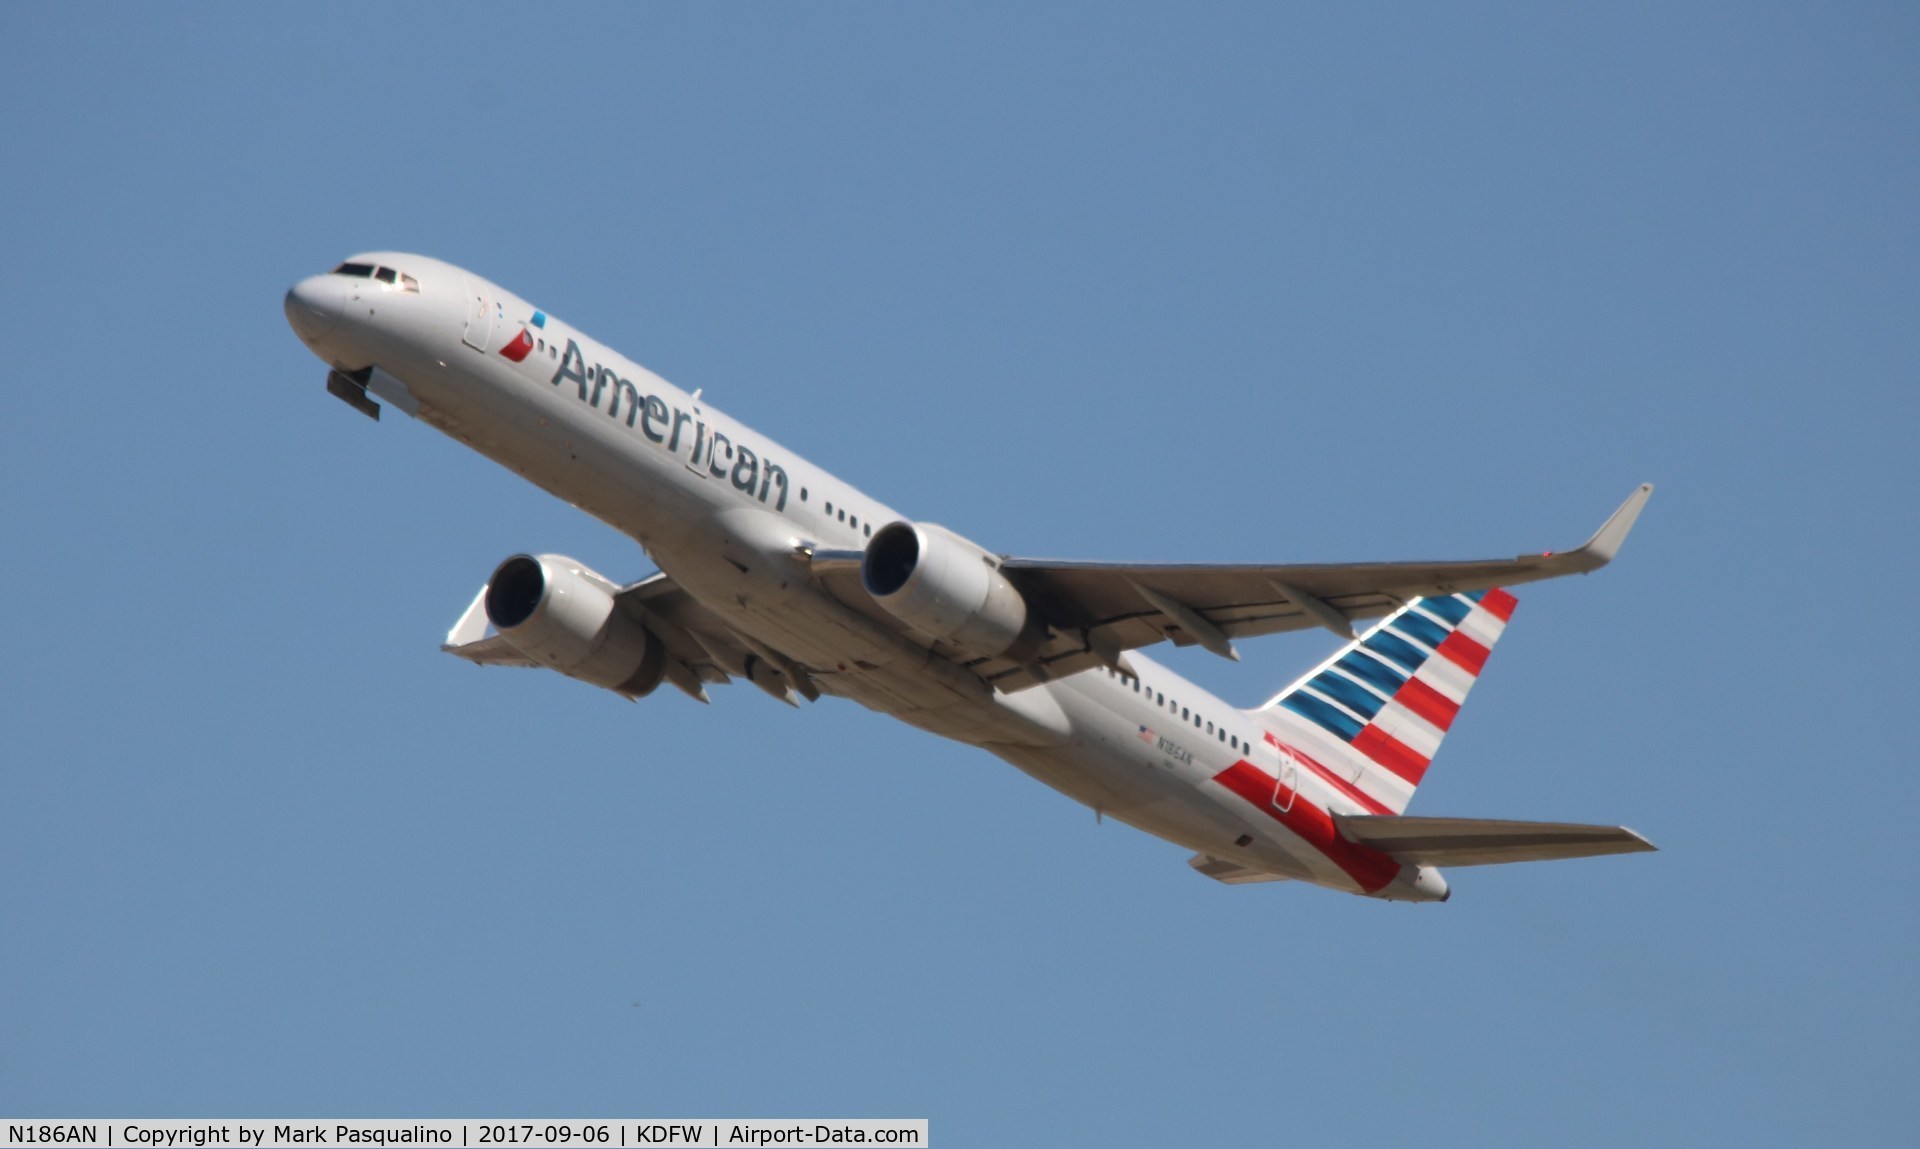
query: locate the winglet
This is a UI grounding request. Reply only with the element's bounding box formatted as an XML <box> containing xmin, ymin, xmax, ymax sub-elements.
<box><xmin>1538</xmin><ymin>483</ymin><xmax>1653</xmax><ymax>573</ymax></box>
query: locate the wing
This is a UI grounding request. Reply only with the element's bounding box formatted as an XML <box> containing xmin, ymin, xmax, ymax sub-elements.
<box><xmin>609</xmin><ymin>572</ymin><xmax>759</xmax><ymax>692</ymax></box>
<box><xmin>441</xmin><ymin>586</ymin><xmax>540</xmax><ymax>667</ymax></box>
<box><xmin>443</xmin><ymin>570</ymin><xmax>810</xmax><ymax>704</ymax></box>
<box><xmin>809</xmin><ymin>484</ymin><xmax>1652</xmax><ymax>692</ymax></box>
<box><xmin>1333</xmin><ymin>814</ymin><xmax>1657</xmax><ymax>867</ymax></box>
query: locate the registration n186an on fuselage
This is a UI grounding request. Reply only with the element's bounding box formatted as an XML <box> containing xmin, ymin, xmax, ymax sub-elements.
<box><xmin>285</xmin><ymin>252</ymin><xmax>1657</xmax><ymax>902</ymax></box>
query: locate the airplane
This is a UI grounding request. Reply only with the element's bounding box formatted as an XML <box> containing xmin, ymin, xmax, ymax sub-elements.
<box><xmin>284</xmin><ymin>252</ymin><xmax>1656</xmax><ymax>903</ymax></box>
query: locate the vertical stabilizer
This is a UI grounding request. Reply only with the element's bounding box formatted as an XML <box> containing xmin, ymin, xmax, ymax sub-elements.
<box><xmin>1252</xmin><ymin>589</ymin><xmax>1517</xmax><ymax>814</ymax></box>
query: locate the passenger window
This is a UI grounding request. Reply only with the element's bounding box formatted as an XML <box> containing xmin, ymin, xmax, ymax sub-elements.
<box><xmin>1207</xmin><ymin>721</ymin><xmax>1214</xmax><ymax>734</ymax></box>
<box><xmin>864</xmin><ymin>524</ymin><xmax>872</xmax><ymax>538</ymax></box>
<box><xmin>850</xmin><ymin>515</ymin><xmax>859</xmax><ymax>529</ymax></box>
<box><xmin>825</xmin><ymin>502</ymin><xmax>834</xmax><ymax>516</ymax></box>
<box><xmin>1180</xmin><ymin>706</ymin><xmax>1188</xmax><ymax>720</ymax></box>
<box><xmin>1155</xmin><ymin>692</ymin><xmax>1164</xmax><ymax>705</ymax></box>
<box><xmin>375</xmin><ymin>267</ymin><xmax>397</xmax><ymax>285</ymax></box>
<box><xmin>800</xmin><ymin>488</ymin><xmax>809</xmax><ymax>502</ymax></box>
<box><xmin>838</xmin><ymin>509</ymin><xmax>846</xmax><ymax>522</ymax></box>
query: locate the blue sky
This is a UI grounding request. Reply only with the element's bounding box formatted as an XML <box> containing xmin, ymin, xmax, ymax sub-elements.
<box><xmin>2</xmin><ymin>4</ymin><xmax>1915</xmax><ymax>1143</ymax></box>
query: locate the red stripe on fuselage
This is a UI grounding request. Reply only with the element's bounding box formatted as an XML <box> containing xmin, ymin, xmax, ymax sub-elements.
<box><xmin>1212</xmin><ymin>761</ymin><xmax>1401</xmax><ymax>893</ymax></box>
<box><xmin>1394</xmin><ymin>677</ymin><xmax>1460</xmax><ymax>731</ymax></box>
<box><xmin>1351</xmin><ymin>725</ymin><xmax>1430</xmax><ymax>785</ymax></box>
<box><xmin>1262</xmin><ymin>732</ymin><xmax>1393</xmax><ymax>815</ymax></box>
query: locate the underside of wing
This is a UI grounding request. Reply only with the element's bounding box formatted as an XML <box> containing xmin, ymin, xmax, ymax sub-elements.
<box><xmin>440</xmin><ymin>586</ymin><xmax>541</xmax><ymax>667</ymax></box>
<box><xmin>442</xmin><ymin>565</ymin><xmax>821</xmax><ymax>704</ymax></box>
<box><xmin>1333</xmin><ymin>814</ymin><xmax>1658</xmax><ymax>867</ymax></box>
<box><xmin>615</xmin><ymin>573</ymin><xmax>828</xmax><ymax>704</ymax></box>
<box><xmin>611</xmin><ymin>572</ymin><xmax>752</xmax><ymax>686</ymax></box>
<box><xmin>808</xmin><ymin>485</ymin><xmax>1652</xmax><ymax>692</ymax></box>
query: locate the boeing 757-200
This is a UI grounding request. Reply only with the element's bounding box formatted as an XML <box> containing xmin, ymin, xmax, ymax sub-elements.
<box><xmin>284</xmin><ymin>253</ymin><xmax>1655</xmax><ymax>902</ymax></box>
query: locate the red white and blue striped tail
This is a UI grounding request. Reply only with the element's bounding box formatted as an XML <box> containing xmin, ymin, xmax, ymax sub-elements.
<box><xmin>1252</xmin><ymin>588</ymin><xmax>1518</xmax><ymax>815</ymax></box>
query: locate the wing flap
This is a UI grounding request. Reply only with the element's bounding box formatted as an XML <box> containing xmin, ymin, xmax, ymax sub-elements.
<box><xmin>613</xmin><ymin>572</ymin><xmax>749</xmax><ymax>685</ymax></box>
<box><xmin>616</xmin><ymin>572</ymin><xmax>828</xmax><ymax>700</ymax></box>
<box><xmin>1333</xmin><ymin>814</ymin><xmax>1657</xmax><ymax>867</ymax></box>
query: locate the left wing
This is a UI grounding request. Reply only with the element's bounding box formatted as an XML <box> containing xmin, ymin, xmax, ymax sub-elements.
<box><xmin>609</xmin><ymin>572</ymin><xmax>756</xmax><ymax>690</ymax></box>
<box><xmin>441</xmin><ymin>586</ymin><xmax>539</xmax><ymax>667</ymax></box>
<box><xmin>443</xmin><ymin>569</ymin><xmax>808</xmax><ymax>703</ymax></box>
<box><xmin>810</xmin><ymin>484</ymin><xmax>1652</xmax><ymax>691</ymax></box>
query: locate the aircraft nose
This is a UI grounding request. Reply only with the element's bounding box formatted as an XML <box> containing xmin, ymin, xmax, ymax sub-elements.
<box><xmin>284</xmin><ymin>274</ymin><xmax>345</xmax><ymax>344</ymax></box>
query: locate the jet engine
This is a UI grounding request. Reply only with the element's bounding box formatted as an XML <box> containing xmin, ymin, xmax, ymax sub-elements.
<box><xmin>483</xmin><ymin>554</ymin><xmax>665</xmax><ymax>696</ymax></box>
<box><xmin>861</xmin><ymin>521</ymin><xmax>1040</xmax><ymax>660</ymax></box>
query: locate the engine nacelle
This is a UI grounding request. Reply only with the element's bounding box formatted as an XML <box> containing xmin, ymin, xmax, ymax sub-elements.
<box><xmin>483</xmin><ymin>554</ymin><xmax>665</xmax><ymax>696</ymax></box>
<box><xmin>861</xmin><ymin>521</ymin><xmax>1038</xmax><ymax>659</ymax></box>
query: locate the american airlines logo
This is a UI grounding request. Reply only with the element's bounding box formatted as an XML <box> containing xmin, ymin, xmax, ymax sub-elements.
<box><xmin>499</xmin><ymin>309</ymin><xmax>550</xmax><ymax>362</ymax></box>
<box><xmin>500</xmin><ymin>327</ymin><xmax>535</xmax><ymax>362</ymax></box>
<box><xmin>509</xmin><ymin>327</ymin><xmax>793</xmax><ymax>512</ymax></box>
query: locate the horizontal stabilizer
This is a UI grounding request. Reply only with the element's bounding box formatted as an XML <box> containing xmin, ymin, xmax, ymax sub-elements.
<box><xmin>1333</xmin><ymin>814</ymin><xmax>1656</xmax><ymax>867</ymax></box>
<box><xmin>1188</xmin><ymin>853</ymin><xmax>1289</xmax><ymax>884</ymax></box>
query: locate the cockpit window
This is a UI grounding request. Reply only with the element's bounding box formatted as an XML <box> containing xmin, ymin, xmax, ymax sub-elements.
<box><xmin>330</xmin><ymin>262</ymin><xmax>421</xmax><ymax>291</ymax></box>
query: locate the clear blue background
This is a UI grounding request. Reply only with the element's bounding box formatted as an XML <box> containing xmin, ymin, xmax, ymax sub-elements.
<box><xmin>3</xmin><ymin>4</ymin><xmax>1914</xmax><ymax>1144</ymax></box>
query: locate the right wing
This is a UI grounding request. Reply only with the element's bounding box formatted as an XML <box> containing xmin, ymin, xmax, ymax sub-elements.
<box><xmin>808</xmin><ymin>484</ymin><xmax>1653</xmax><ymax>691</ymax></box>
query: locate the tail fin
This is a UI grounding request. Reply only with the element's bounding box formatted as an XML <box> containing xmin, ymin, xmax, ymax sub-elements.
<box><xmin>1253</xmin><ymin>588</ymin><xmax>1517</xmax><ymax>815</ymax></box>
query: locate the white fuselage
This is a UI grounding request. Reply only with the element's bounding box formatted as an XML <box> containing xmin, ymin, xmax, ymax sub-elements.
<box><xmin>285</xmin><ymin>252</ymin><xmax>1417</xmax><ymax>897</ymax></box>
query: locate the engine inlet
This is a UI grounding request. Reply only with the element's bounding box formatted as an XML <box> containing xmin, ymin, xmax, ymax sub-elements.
<box><xmin>484</xmin><ymin>554</ymin><xmax>547</xmax><ymax>629</ymax></box>
<box><xmin>863</xmin><ymin>522</ymin><xmax>922</xmax><ymax>597</ymax></box>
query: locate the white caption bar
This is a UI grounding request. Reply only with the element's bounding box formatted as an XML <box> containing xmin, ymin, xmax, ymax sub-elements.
<box><xmin>0</xmin><ymin>1121</ymin><xmax>927</xmax><ymax>1149</ymax></box>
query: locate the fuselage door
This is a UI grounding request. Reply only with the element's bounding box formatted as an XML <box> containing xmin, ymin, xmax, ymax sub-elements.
<box><xmin>1271</xmin><ymin>750</ymin><xmax>1299</xmax><ymax>815</ymax></box>
<box><xmin>462</xmin><ymin>280</ymin><xmax>494</xmax><ymax>351</ymax></box>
